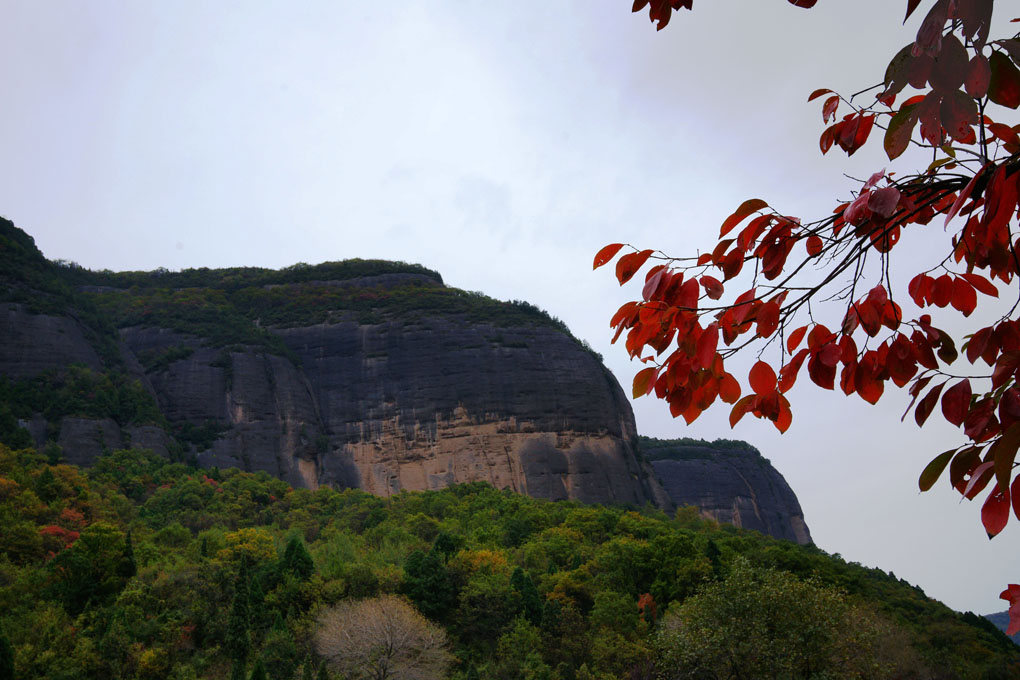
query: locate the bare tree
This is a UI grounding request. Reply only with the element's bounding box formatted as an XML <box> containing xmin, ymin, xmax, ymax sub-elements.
<box><xmin>314</xmin><ymin>594</ymin><xmax>451</xmax><ymax>680</ymax></box>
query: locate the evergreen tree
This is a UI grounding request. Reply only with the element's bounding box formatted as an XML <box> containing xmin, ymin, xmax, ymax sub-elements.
<box><xmin>248</xmin><ymin>574</ymin><xmax>267</xmax><ymax>637</ymax></box>
<box><xmin>117</xmin><ymin>530</ymin><xmax>137</xmax><ymax>579</ymax></box>
<box><xmin>229</xmin><ymin>659</ymin><xmax>246</xmax><ymax>680</ymax></box>
<box><xmin>35</xmin><ymin>467</ymin><xmax>59</xmax><ymax>503</ymax></box>
<box><xmin>248</xmin><ymin>658</ymin><xmax>267</xmax><ymax>680</ymax></box>
<box><xmin>510</xmin><ymin>567</ymin><xmax>542</xmax><ymax>625</ymax></box>
<box><xmin>431</xmin><ymin>532</ymin><xmax>460</xmax><ymax>561</ymax></box>
<box><xmin>281</xmin><ymin>535</ymin><xmax>314</xmax><ymax>580</ymax></box>
<box><xmin>261</xmin><ymin>615</ymin><xmax>298</xmax><ymax>680</ymax></box>
<box><xmin>316</xmin><ymin>660</ymin><xmax>330</xmax><ymax>680</ymax></box>
<box><xmin>399</xmin><ymin>550</ymin><xmax>455</xmax><ymax>620</ymax></box>
<box><xmin>300</xmin><ymin>655</ymin><xmax>315</xmax><ymax>680</ymax></box>
<box><xmin>0</xmin><ymin>622</ymin><xmax>14</xmax><ymax>680</ymax></box>
<box><xmin>227</xmin><ymin>558</ymin><xmax>252</xmax><ymax>666</ymax></box>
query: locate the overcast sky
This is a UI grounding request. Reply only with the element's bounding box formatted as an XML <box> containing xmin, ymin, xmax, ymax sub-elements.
<box><xmin>2</xmin><ymin>1</ymin><xmax>1016</xmax><ymax>613</ymax></box>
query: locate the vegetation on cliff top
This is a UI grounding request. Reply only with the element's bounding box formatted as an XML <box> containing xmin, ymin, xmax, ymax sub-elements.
<box><xmin>0</xmin><ymin>444</ymin><xmax>1016</xmax><ymax>679</ymax></box>
<box><xmin>1</xmin><ymin>219</ymin><xmax>584</xmax><ymax>359</ymax></box>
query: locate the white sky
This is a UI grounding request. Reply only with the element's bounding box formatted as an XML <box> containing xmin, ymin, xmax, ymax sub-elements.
<box><xmin>2</xmin><ymin>1</ymin><xmax>1016</xmax><ymax>613</ymax></box>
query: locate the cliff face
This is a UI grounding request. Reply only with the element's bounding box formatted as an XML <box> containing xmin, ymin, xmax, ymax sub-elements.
<box><xmin>644</xmin><ymin>438</ymin><xmax>812</xmax><ymax>544</ymax></box>
<box><xmin>0</xmin><ymin>218</ymin><xmax>811</xmax><ymax>534</ymax></box>
<box><xmin>0</xmin><ymin>218</ymin><xmax>672</xmax><ymax>507</ymax></box>
<box><xmin>110</xmin><ymin>317</ymin><xmax>666</xmax><ymax>506</ymax></box>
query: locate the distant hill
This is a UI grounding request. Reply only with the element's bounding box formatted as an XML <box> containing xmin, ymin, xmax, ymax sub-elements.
<box><xmin>986</xmin><ymin>611</ymin><xmax>1020</xmax><ymax>646</ymax></box>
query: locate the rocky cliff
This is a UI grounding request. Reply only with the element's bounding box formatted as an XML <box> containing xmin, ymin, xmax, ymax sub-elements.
<box><xmin>0</xmin><ymin>217</ymin><xmax>672</xmax><ymax>508</ymax></box>
<box><xmin>643</xmin><ymin>436</ymin><xmax>812</xmax><ymax>544</ymax></box>
<box><xmin>0</xmin><ymin>218</ymin><xmax>814</xmax><ymax>540</ymax></box>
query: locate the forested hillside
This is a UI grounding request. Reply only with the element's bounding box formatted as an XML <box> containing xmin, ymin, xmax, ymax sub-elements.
<box><xmin>0</xmin><ymin>444</ymin><xmax>1016</xmax><ymax>679</ymax></box>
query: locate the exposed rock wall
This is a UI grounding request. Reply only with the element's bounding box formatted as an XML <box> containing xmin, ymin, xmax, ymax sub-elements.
<box><xmin>113</xmin><ymin>317</ymin><xmax>669</xmax><ymax>507</ymax></box>
<box><xmin>647</xmin><ymin>440</ymin><xmax>812</xmax><ymax>544</ymax></box>
<box><xmin>0</xmin><ymin>303</ymin><xmax>104</xmax><ymax>378</ymax></box>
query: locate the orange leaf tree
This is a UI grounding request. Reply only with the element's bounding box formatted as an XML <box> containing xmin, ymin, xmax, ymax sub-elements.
<box><xmin>605</xmin><ymin>0</ymin><xmax>1020</xmax><ymax>631</ymax></box>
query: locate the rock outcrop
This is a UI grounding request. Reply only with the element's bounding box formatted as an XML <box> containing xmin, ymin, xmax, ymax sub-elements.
<box><xmin>644</xmin><ymin>437</ymin><xmax>812</xmax><ymax>544</ymax></box>
<box><xmin>0</xmin><ymin>217</ymin><xmax>811</xmax><ymax>532</ymax></box>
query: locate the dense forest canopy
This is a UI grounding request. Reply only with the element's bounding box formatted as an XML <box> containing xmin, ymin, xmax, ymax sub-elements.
<box><xmin>0</xmin><ymin>444</ymin><xmax>1016</xmax><ymax>679</ymax></box>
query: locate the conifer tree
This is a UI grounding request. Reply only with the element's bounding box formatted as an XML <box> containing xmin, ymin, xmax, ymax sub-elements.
<box><xmin>281</xmin><ymin>535</ymin><xmax>314</xmax><ymax>580</ymax></box>
<box><xmin>117</xmin><ymin>530</ymin><xmax>137</xmax><ymax>579</ymax></box>
<box><xmin>316</xmin><ymin>660</ymin><xmax>329</xmax><ymax>680</ymax></box>
<box><xmin>510</xmin><ymin>567</ymin><xmax>542</xmax><ymax>625</ymax></box>
<box><xmin>227</xmin><ymin>558</ymin><xmax>252</xmax><ymax>667</ymax></box>
<box><xmin>248</xmin><ymin>658</ymin><xmax>267</xmax><ymax>680</ymax></box>
<box><xmin>300</xmin><ymin>655</ymin><xmax>315</xmax><ymax>680</ymax></box>
<box><xmin>0</xmin><ymin>622</ymin><xmax>13</xmax><ymax>680</ymax></box>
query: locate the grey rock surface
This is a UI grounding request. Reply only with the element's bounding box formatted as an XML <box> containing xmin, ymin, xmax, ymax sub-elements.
<box><xmin>648</xmin><ymin>441</ymin><xmax>812</xmax><ymax>544</ymax></box>
<box><xmin>0</xmin><ymin>303</ymin><xmax>104</xmax><ymax>377</ymax></box>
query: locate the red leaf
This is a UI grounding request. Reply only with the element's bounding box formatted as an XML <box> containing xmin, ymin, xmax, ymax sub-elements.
<box><xmin>749</xmin><ymin>361</ymin><xmax>777</xmax><ymax>395</ymax></box>
<box><xmin>616</xmin><ymin>249</ymin><xmax>654</xmax><ymax>285</ymax></box>
<box><xmin>1001</xmin><ymin>584</ymin><xmax>1020</xmax><ymax>635</ymax></box>
<box><xmin>964</xmin><ymin>461</ymin><xmax>996</xmax><ymax>498</ymax></box>
<box><xmin>594</xmin><ymin>243</ymin><xmax>624</xmax><ymax>269</ymax></box>
<box><xmin>720</xmin><ymin>199</ymin><xmax>769</xmax><ymax>237</ymax></box>
<box><xmin>967</xmin><ymin>327</ymin><xmax>993</xmax><ymax>364</ymax></box>
<box><xmin>994</xmin><ymin>423</ymin><xmax>1020</xmax><ymax>494</ymax></box>
<box><xmin>982</xmin><ymin>486</ymin><xmax>1011</xmax><ymax>537</ymax></box>
<box><xmin>779</xmin><ymin>349</ymin><xmax>809</xmax><ymax>393</ymax></box>
<box><xmin>807</xmin><ymin>88</ymin><xmax>833</xmax><ymax>102</ymax></box>
<box><xmin>965</xmin><ymin>54</ymin><xmax>992</xmax><ymax>98</ymax></box>
<box><xmin>941</xmin><ymin>378</ymin><xmax>972</xmax><ymax>426</ymax></box>
<box><xmin>945</xmin><ymin>162</ymin><xmax>989</xmax><ymax>227</ymax></box>
<box><xmin>695</xmin><ymin>323</ymin><xmax>719</xmax><ymax>370</ymax></box>
<box><xmin>904</xmin><ymin>0</ymin><xmax>923</xmax><ymax>23</ymax></box>
<box><xmin>916</xmin><ymin>381</ymin><xmax>946</xmax><ymax>426</ymax></box>
<box><xmin>932</xmin><ymin>274</ymin><xmax>953</xmax><ymax>307</ymax></box>
<box><xmin>787</xmin><ymin>325</ymin><xmax>808</xmax><ymax>353</ymax></box>
<box><xmin>930</xmin><ymin>35</ymin><xmax>968</xmax><ymax>91</ymax></box>
<box><xmin>632</xmin><ymin>367</ymin><xmax>657</xmax><ymax>399</ymax></box>
<box><xmin>822</xmin><ymin>95</ymin><xmax>839</xmax><ymax>123</ymax></box>
<box><xmin>940</xmin><ymin>90</ymin><xmax>978</xmax><ymax>143</ymax></box>
<box><xmin>700</xmin><ymin>275</ymin><xmax>724</xmax><ymax>300</ymax></box>
<box><xmin>787</xmin><ymin>0</ymin><xmax>816</xmax><ymax>7</ymax></box>
<box><xmin>807</xmin><ymin>353</ymin><xmax>837</xmax><ymax>390</ymax></box>
<box><xmin>989</xmin><ymin>51</ymin><xmax>1020</xmax><ymax>109</ymax></box>
<box><xmin>729</xmin><ymin>395</ymin><xmax>755</xmax><ymax>427</ymax></box>
<box><xmin>1013</xmin><ymin>476</ymin><xmax>1020</xmax><ymax>521</ymax></box>
<box><xmin>867</xmin><ymin>187</ymin><xmax>902</xmax><ymax>218</ymax></box>
<box><xmin>807</xmin><ymin>324</ymin><xmax>834</xmax><ymax>350</ymax></box>
<box><xmin>960</xmin><ymin>272</ymin><xmax>998</xmax><ymax>297</ymax></box>
<box><xmin>805</xmin><ymin>234</ymin><xmax>823</xmax><ymax>256</ymax></box>
<box><xmin>951</xmin><ymin>278</ymin><xmax>978</xmax><ymax>316</ymax></box>
<box><xmin>774</xmin><ymin>394</ymin><xmax>793</xmax><ymax>433</ymax></box>
<box><xmin>756</xmin><ymin>300</ymin><xmax>781</xmax><ymax>338</ymax></box>
<box><xmin>719</xmin><ymin>372</ymin><xmax>741</xmax><ymax>404</ymax></box>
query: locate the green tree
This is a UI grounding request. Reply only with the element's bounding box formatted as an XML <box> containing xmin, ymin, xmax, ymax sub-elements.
<box><xmin>0</xmin><ymin>622</ymin><xmax>13</xmax><ymax>680</ymax></box>
<box><xmin>248</xmin><ymin>658</ymin><xmax>268</xmax><ymax>680</ymax></box>
<box><xmin>509</xmin><ymin>567</ymin><xmax>542</xmax><ymax>626</ymax></box>
<box><xmin>261</xmin><ymin>615</ymin><xmax>298</xmax><ymax>680</ymax></box>
<box><xmin>281</xmin><ymin>535</ymin><xmax>315</xmax><ymax>580</ymax></box>
<box><xmin>117</xmin><ymin>530</ymin><xmax>136</xmax><ymax>579</ymax></box>
<box><xmin>48</xmin><ymin>522</ymin><xmax>130</xmax><ymax>615</ymax></box>
<box><xmin>227</xmin><ymin>559</ymin><xmax>252</xmax><ymax>667</ymax></box>
<box><xmin>655</xmin><ymin>558</ymin><xmax>916</xmax><ymax>679</ymax></box>
<box><xmin>399</xmin><ymin>550</ymin><xmax>455</xmax><ymax>620</ymax></box>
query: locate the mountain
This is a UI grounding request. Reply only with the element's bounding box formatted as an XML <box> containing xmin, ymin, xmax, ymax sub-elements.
<box><xmin>2</xmin><ymin>217</ymin><xmax>811</xmax><ymax>541</ymax></box>
<box><xmin>986</xmin><ymin>611</ymin><xmax>1020</xmax><ymax>646</ymax></box>
<box><xmin>641</xmin><ymin>437</ymin><xmax>812</xmax><ymax>544</ymax></box>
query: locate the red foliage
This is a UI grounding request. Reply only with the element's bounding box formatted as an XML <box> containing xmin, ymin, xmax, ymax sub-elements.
<box><xmin>607</xmin><ymin>0</ymin><xmax>1020</xmax><ymax>632</ymax></box>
